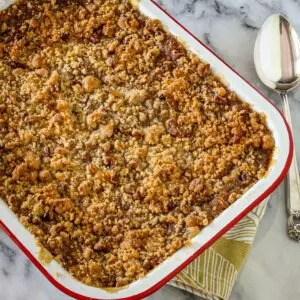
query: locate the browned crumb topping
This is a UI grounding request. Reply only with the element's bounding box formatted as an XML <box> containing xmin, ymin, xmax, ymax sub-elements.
<box><xmin>0</xmin><ymin>0</ymin><xmax>274</xmax><ymax>288</ymax></box>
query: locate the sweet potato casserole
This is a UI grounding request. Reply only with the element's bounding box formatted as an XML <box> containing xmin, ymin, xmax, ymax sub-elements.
<box><xmin>0</xmin><ymin>0</ymin><xmax>275</xmax><ymax>288</ymax></box>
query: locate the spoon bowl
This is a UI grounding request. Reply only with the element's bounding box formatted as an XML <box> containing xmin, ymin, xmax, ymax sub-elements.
<box><xmin>254</xmin><ymin>14</ymin><xmax>300</xmax><ymax>92</ymax></box>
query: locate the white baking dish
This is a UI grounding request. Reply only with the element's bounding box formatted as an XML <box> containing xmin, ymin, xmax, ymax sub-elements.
<box><xmin>0</xmin><ymin>1</ymin><xmax>293</xmax><ymax>299</ymax></box>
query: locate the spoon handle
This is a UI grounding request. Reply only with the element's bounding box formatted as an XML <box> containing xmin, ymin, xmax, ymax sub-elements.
<box><xmin>280</xmin><ymin>93</ymin><xmax>300</xmax><ymax>241</ymax></box>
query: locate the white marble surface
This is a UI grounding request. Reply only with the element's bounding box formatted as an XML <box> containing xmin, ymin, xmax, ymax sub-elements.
<box><xmin>1</xmin><ymin>0</ymin><xmax>300</xmax><ymax>299</ymax></box>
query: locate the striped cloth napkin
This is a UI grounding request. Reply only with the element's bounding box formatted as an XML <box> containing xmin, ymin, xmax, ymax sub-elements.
<box><xmin>169</xmin><ymin>198</ymin><xmax>269</xmax><ymax>300</ymax></box>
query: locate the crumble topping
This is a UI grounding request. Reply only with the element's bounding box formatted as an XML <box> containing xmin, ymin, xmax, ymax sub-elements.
<box><xmin>0</xmin><ymin>0</ymin><xmax>274</xmax><ymax>288</ymax></box>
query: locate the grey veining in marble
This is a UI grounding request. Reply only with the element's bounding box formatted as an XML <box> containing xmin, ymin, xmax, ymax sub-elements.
<box><xmin>0</xmin><ymin>0</ymin><xmax>300</xmax><ymax>299</ymax></box>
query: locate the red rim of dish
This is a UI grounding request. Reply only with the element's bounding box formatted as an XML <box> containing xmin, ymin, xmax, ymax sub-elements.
<box><xmin>0</xmin><ymin>1</ymin><xmax>294</xmax><ymax>299</ymax></box>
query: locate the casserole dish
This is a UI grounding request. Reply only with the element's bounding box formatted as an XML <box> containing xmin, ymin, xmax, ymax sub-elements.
<box><xmin>0</xmin><ymin>0</ymin><xmax>293</xmax><ymax>299</ymax></box>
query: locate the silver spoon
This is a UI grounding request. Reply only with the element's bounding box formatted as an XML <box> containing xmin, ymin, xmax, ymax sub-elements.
<box><xmin>254</xmin><ymin>14</ymin><xmax>300</xmax><ymax>241</ymax></box>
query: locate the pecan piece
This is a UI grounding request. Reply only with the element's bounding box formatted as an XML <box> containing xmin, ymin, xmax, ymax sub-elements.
<box><xmin>166</xmin><ymin>119</ymin><xmax>182</xmax><ymax>137</ymax></box>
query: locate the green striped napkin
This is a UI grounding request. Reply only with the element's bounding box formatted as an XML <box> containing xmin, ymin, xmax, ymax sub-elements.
<box><xmin>169</xmin><ymin>198</ymin><xmax>269</xmax><ymax>300</ymax></box>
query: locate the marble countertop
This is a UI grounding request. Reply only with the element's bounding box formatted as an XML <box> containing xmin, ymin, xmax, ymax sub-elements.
<box><xmin>1</xmin><ymin>0</ymin><xmax>300</xmax><ymax>299</ymax></box>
